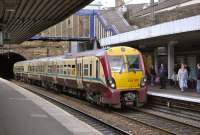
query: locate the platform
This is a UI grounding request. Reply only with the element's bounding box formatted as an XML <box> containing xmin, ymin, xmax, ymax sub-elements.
<box><xmin>0</xmin><ymin>78</ymin><xmax>102</xmax><ymax>135</ymax></box>
<box><xmin>148</xmin><ymin>86</ymin><xmax>200</xmax><ymax>104</ymax></box>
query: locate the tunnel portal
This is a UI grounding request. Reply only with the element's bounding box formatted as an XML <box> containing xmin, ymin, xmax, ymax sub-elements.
<box><xmin>0</xmin><ymin>52</ymin><xmax>26</xmax><ymax>79</ymax></box>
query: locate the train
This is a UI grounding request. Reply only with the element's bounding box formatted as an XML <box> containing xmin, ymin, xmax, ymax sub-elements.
<box><xmin>13</xmin><ymin>46</ymin><xmax>148</xmax><ymax>108</ymax></box>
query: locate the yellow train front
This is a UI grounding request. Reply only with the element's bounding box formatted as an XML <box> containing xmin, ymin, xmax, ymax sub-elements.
<box><xmin>13</xmin><ymin>46</ymin><xmax>147</xmax><ymax>108</ymax></box>
<box><xmin>105</xmin><ymin>46</ymin><xmax>147</xmax><ymax>108</ymax></box>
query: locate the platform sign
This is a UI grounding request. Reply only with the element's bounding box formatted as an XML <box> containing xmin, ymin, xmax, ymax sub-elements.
<box><xmin>0</xmin><ymin>32</ymin><xmax>3</xmax><ymax>46</ymax></box>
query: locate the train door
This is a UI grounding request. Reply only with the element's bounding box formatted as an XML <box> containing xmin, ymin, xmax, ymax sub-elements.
<box><xmin>76</xmin><ymin>57</ymin><xmax>83</xmax><ymax>89</ymax></box>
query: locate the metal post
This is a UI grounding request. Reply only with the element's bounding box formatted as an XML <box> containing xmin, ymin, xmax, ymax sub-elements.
<box><xmin>89</xmin><ymin>10</ymin><xmax>95</xmax><ymax>38</ymax></box>
<box><xmin>168</xmin><ymin>43</ymin><xmax>175</xmax><ymax>79</ymax></box>
<box><xmin>154</xmin><ymin>48</ymin><xmax>158</xmax><ymax>74</ymax></box>
<box><xmin>150</xmin><ymin>0</ymin><xmax>155</xmax><ymax>24</ymax></box>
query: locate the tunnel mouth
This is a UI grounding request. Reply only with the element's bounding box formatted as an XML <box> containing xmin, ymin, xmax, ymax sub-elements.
<box><xmin>0</xmin><ymin>52</ymin><xmax>26</xmax><ymax>80</ymax></box>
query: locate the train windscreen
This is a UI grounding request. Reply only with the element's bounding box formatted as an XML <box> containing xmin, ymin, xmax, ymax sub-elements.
<box><xmin>126</xmin><ymin>55</ymin><xmax>141</xmax><ymax>71</ymax></box>
<box><xmin>108</xmin><ymin>55</ymin><xmax>125</xmax><ymax>72</ymax></box>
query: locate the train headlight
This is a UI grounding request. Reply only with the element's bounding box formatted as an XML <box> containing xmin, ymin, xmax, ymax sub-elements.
<box><xmin>107</xmin><ymin>77</ymin><xmax>116</xmax><ymax>89</ymax></box>
<box><xmin>111</xmin><ymin>83</ymin><xmax>115</xmax><ymax>88</ymax></box>
<box><xmin>141</xmin><ymin>82</ymin><xmax>146</xmax><ymax>87</ymax></box>
<box><xmin>143</xmin><ymin>77</ymin><xmax>147</xmax><ymax>82</ymax></box>
<box><xmin>141</xmin><ymin>76</ymin><xmax>147</xmax><ymax>87</ymax></box>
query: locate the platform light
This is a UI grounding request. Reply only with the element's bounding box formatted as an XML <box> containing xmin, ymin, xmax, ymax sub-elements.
<box><xmin>6</xmin><ymin>9</ymin><xmax>15</xmax><ymax>12</ymax></box>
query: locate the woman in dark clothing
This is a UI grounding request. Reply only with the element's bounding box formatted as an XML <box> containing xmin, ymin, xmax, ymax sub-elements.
<box><xmin>197</xmin><ymin>63</ymin><xmax>200</xmax><ymax>93</ymax></box>
<box><xmin>159</xmin><ymin>64</ymin><xmax>167</xmax><ymax>89</ymax></box>
<box><xmin>150</xmin><ymin>67</ymin><xmax>156</xmax><ymax>86</ymax></box>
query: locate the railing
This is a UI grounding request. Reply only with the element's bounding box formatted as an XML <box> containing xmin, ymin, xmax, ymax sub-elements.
<box><xmin>96</xmin><ymin>11</ymin><xmax>118</xmax><ymax>35</ymax></box>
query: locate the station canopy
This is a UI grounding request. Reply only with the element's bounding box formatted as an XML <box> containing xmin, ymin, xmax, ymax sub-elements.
<box><xmin>0</xmin><ymin>0</ymin><xmax>93</xmax><ymax>44</ymax></box>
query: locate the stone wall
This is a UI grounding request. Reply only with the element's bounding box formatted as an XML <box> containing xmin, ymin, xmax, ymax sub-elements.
<box><xmin>2</xmin><ymin>41</ymin><xmax>69</xmax><ymax>60</ymax></box>
<box><xmin>126</xmin><ymin>3</ymin><xmax>200</xmax><ymax>28</ymax></box>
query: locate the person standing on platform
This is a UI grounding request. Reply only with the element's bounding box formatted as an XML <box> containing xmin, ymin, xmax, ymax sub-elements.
<box><xmin>150</xmin><ymin>66</ymin><xmax>156</xmax><ymax>86</ymax></box>
<box><xmin>177</xmin><ymin>64</ymin><xmax>188</xmax><ymax>92</ymax></box>
<box><xmin>159</xmin><ymin>64</ymin><xmax>167</xmax><ymax>89</ymax></box>
<box><xmin>197</xmin><ymin>63</ymin><xmax>200</xmax><ymax>93</ymax></box>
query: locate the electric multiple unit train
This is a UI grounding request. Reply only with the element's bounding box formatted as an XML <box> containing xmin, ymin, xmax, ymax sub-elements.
<box><xmin>14</xmin><ymin>46</ymin><xmax>148</xmax><ymax>108</ymax></box>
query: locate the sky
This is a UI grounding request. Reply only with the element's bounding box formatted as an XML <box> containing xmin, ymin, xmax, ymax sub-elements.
<box><xmin>92</xmin><ymin>0</ymin><xmax>159</xmax><ymax>7</ymax></box>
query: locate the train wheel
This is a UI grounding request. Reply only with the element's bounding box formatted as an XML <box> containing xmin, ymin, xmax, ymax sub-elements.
<box><xmin>55</xmin><ymin>84</ymin><xmax>62</xmax><ymax>94</ymax></box>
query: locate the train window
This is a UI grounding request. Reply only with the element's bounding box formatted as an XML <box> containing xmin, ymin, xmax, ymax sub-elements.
<box><xmin>49</xmin><ymin>65</ymin><xmax>52</xmax><ymax>73</ymax></box>
<box><xmin>90</xmin><ymin>64</ymin><xmax>92</xmax><ymax>76</ymax></box>
<box><xmin>80</xmin><ymin>63</ymin><xmax>83</xmax><ymax>76</ymax></box>
<box><xmin>126</xmin><ymin>55</ymin><xmax>141</xmax><ymax>71</ymax></box>
<box><xmin>77</xmin><ymin>63</ymin><xmax>82</xmax><ymax>76</ymax></box>
<box><xmin>57</xmin><ymin>66</ymin><xmax>59</xmax><ymax>73</ymax></box>
<box><xmin>72</xmin><ymin>65</ymin><xmax>75</xmax><ymax>75</ymax></box>
<box><xmin>67</xmin><ymin>65</ymin><xmax>71</xmax><ymax>75</ymax></box>
<box><xmin>64</xmin><ymin>71</ymin><xmax>66</xmax><ymax>74</ymax></box>
<box><xmin>76</xmin><ymin>64</ymin><xmax>79</xmax><ymax>76</ymax></box>
<box><xmin>60</xmin><ymin>69</ymin><xmax>63</xmax><ymax>74</ymax></box>
<box><xmin>96</xmin><ymin>60</ymin><xmax>99</xmax><ymax>79</ymax></box>
<box><xmin>53</xmin><ymin>65</ymin><xmax>55</xmax><ymax>73</ymax></box>
<box><xmin>108</xmin><ymin>55</ymin><xmax>124</xmax><ymax>72</ymax></box>
<box><xmin>84</xmin><ymin>64</ymin><xmax>88</xmax><ymax>76</ymax></box>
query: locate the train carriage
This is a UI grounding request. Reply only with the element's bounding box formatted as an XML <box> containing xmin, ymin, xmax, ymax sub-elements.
<box><xmin>14</xmin><ymin>62</ymin><xmax>24</xmax><ymax>80</ymax></box>
<box><xmin>14</xmin><ymin>46</ymin><xmax>148</xmax><ymax>108</ymax></box>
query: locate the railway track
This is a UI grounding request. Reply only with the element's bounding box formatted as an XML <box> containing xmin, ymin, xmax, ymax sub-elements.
<box><xmin>144</xmin><ymin>104</ymin><xmax>200</xmax><ymax>122</ymax></box>
<box><xmin>12</xmin><ymin>81</ymin><xmax>131</xmax><ymax>135</ymax></box>
<box><xmin>148</xmin><ymin>95</ymin><xmax>200</xmax><ymax>113</ymax></box>
<box><xmin>114</xmin><ymin>109</ymin><xmax>200</xmax><ymax>135</ymax></box>
<box><xmin>13</xmin><ymin>80</ymin><xmax>200</xmax><ymax>135</ymax></box>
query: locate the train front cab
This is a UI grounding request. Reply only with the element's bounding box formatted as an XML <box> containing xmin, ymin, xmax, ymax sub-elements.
<box><xmin>106</xmin><ymin>46</ymin><xmax>148</xmax><ymax>108</ymax></box>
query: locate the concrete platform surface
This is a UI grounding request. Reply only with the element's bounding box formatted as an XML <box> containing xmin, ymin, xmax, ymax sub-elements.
<box><xmin>0</xmin><ymin>78</ymin><xmax>103</xmax><ymax>135</ymax></box>
<box><xmin>148</xmin><ymin>86</ymin><xmax>200</xmax><ymax>103</ymax></box>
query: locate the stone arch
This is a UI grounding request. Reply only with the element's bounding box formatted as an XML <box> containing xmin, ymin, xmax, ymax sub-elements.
<box><xmin>0</xmin><ymin>52</ymin><xmax>26</xmax><ymax>79</ymax></box>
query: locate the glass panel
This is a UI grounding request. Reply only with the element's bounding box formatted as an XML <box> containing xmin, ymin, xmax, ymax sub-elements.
<box><xmin>84</xmin><ymin>64</ymin><xmax>88</xmax><ymax>76</ymax></box>
<box><xmin>108</xmin><ymin>55</ymin><xmax>124</xmax><ymax>72</ymax></box>
<box><xmin>90</xmin><ymin>64</ymin><xmax>92</xmax><ymax>76</ymax></box>
<box><xmin>126</xmin><ymin>55</ymin><xmax>141</xmax><ymax>71</ymax></box>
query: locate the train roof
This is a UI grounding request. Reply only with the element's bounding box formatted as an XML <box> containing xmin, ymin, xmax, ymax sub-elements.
<box><xmin>14</xmin><ymin>46</ymin><xmax>141</xmax><ymax>66</ymax></box>
<box><xmin>65</xmin><ymin>48</ymin><xmax>106</xmax><ymax>59</ymax></box>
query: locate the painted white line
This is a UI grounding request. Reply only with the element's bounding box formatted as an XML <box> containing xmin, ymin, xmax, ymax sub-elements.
<box><xmin>148</xmin><ymin>91</ymin><xmax>200</xmax><ymax>103</ymax></box>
